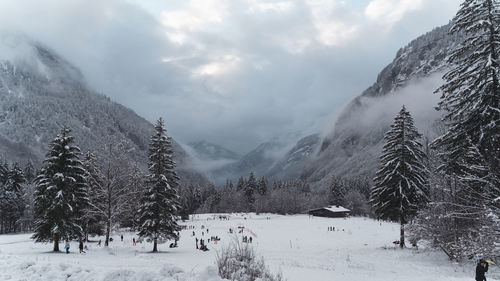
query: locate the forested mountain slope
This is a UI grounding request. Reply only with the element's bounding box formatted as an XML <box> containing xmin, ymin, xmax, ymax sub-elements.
<box><xmin>0</xmin><ymin>35</ymin><xmax>205</xmax><ymax>184</ymax></box>
<box><xmin>303</xmin><ymin>24</ymin><xmax>459</xmax><ymax>188</ymax></box>
<box><xmin>262</xmin><ymin>24</ymin><xmax>461</xmax><ymax>189</ymax></box>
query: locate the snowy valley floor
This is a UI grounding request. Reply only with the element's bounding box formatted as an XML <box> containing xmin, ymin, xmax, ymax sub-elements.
<box><xmin>0</xmin><ymin>214</ymin><xmax>498</xmax><ymax>281</ymax></box>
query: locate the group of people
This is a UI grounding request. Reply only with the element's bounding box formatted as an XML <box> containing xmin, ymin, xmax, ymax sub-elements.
<box><xmin>242</xmin><ymin>236</ymin><xmax>252</xmax><ymax>243</ymax></box>
<box><xmin>64</xmin><ymin>240</ymin><xmax>87</xmax><ymax>254</ymax></box>
<box><xmin>192</xmin><ymin>229</ymin><xmax>209</xmax><ymax>237</ymax></box>
<box><xmin>169</xmin><ymin>240</ymin><xmax>178</xmax><ymax>248</ymax></box>
<box><xmin>196</xmin><ymin>238</ymin><xmax>209</xmax><ymax>251</ymax></box>
<box><xmin>327</xmin><ymin>226</ymin><xmax>345</xmax><ymax>232</ymax></box>
<box><xmin>210</xmin><ymin>236</ymin><xmax>220</xmax><ymax>244</ymax></box>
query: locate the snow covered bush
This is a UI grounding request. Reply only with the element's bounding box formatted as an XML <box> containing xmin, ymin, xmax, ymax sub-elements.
<box><xmin>216</xmin><ymin>238</ymin><xmax>284</xmax><ymax>281</ymax></box>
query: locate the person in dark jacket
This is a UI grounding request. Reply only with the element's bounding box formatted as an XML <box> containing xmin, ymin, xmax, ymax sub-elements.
<box><xmin>79</xmin><ymin>240</ymin><xmax>85</xmax><ymax>253</ymax></box>
<box><xmin>65</xmin><ymin>240</ymin><xmax>70</xmax><ymax>254</ymax></box>
<box><xmin>476</xmin><ymin>259</ymin><xmax>489</xmax><ymax>281</ymax></box>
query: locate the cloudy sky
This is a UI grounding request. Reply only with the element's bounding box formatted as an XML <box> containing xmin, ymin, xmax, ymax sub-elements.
<box><xmin>0</xmin><ymin>0</ymin><xmax>459</xmax><ymax>153</ymax></box>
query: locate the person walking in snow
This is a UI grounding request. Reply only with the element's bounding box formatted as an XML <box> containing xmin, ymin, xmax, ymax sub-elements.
<box><xmin>476</xmin><ymin>259</ymin><xmax>489</xmax><ymax>281</ymax></box>
<box><xmin>65</xmin><ymin>240</ymin><xmax>70</xmax><ymax>254</ymax></box>
<box><xmin>121</xmin><ymin>235</ymin><xmax>123</xmax><ymax>242</ymax></box>
<box><xmin>133</xmin><ymin>238</ymin><xmax>136</xmax><ymax>246</ymax></box>
<box><xmin>196</xmin><ymin>237</ymin><xmax>199</xmax><ymax>249</ymax></box>
<box><xmin>97</xmin><ymin>239</ymin><xmax>102</xmax><ymax>247</ymax></box>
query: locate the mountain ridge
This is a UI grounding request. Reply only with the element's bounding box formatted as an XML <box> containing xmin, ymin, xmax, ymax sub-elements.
<box><xmin>0</xmin><ymin>35</ymin><xmax>206</xmax><ymax>184</ymax></box>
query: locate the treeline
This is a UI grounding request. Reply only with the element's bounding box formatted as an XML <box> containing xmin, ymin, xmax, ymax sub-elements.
<box><xmin>178</xmin><ymin>171</ymin><xmax>371</xmax><ymax>217</ymax></box>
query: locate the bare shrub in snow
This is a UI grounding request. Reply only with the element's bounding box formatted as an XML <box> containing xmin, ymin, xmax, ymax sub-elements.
<box><xmin>216</xmin><ymin>238</ymin><xmax>284</xmax><ymax>281</ymax></box>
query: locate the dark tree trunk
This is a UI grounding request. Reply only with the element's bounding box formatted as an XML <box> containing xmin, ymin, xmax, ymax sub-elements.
<box><xmin>105</xmin><ymin>219</ymin><xmax>110</xmax><ymax>247</ymax></box>
<box><xmin>84</xmin><ymin>221</ymin><xmax>88</xmax><ymax>242</ymax></box>
<box><xmin>53</xmin><ymin>236</ymin><xmax>60</xmax><ymax>252</ymax></box>
<box><xmin>105</xmin><ymin>182</ymin><xmax>112</xmax><ymax>247</ymax></box>
<box><xmin>153</xmin><ymin>238</ymin><xmax>158</xmax><ymax>252</ymax></box>
<box><xmin>400</xmin><ymin>223</ymin><xmax>405</xmax><ymax>248</ymax></box>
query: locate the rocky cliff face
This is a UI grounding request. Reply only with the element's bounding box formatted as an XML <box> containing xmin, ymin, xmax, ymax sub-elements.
<box><xmin>0</xmin><ymin>35</ymin><xmax>205</xmax><ymax>184</ymax></box>
<box><xmin>261</xmin><ymin>23</ymin><xmax>462</xmax><ymax>190</ymax></box>
<box><xmin>303</xmin><ymin>23</ymin><xmax>458</xmax><ymax>189</ymax></box>
<box><xmin>266</xmin><ymin>133</ymin><xmax>321</xmax><ymax>181</ymax></box>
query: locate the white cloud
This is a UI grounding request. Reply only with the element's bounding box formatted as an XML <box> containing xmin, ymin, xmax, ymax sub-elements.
<box><xmin>306</xmin><ymin>0</ymin><xmax>361</xmax><ymax>46</ymax></box>
<box><xmin>0</xmin><ymin>0</ymin><xmax>459</xmax><ymax>153</ymax></box>
<box><xmin>246</xmin><ymin>0</ymin><xmax>295</xmax><ymax>13</ymax></box>
<box><xmin>365</xmin><ymin>0</ymin><xmax>424</xmax><ymax>25</ymax></box>
<box><xmin>194</xmin><ymin>55</ymin><xmax>242</xmax><ymax>76</ymax></box>
<box><xmin>160</xmin><ymin>0</ymin><xmax>228</xmax><ymax>44</ymax></box>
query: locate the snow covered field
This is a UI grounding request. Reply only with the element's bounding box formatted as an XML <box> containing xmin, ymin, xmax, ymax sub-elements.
<box><xmin>0</xmin><ymin>214</ymin><xmax>498</xmax><ymax>281</ymax></box>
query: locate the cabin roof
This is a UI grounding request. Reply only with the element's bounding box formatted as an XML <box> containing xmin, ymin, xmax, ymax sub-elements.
<box><xmin>307</xmin><ymin>205</ymin><xmax>350</xmax><ymax>213</ymax></box>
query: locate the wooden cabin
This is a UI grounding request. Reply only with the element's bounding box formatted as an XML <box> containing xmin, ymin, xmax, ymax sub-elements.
<box><xmin>307</xmin><ymin>205</ymin><xmax>350</xmax><ymax>218</ymax></box>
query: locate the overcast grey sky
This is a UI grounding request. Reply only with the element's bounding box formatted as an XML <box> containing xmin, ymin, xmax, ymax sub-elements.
<box><xmin>0</xmin><ymin>0</ymin><xmax>459</xmax><ymax>153</ymax></box>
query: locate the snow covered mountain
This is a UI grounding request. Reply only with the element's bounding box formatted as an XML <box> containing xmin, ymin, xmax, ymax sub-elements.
<box><xmin>210</xmin><ymin>133</ymin><xmax>303</xmax><ymax>184</ymax></box>
<box><xmin>187</xmin><ymin>141</ymin><xmax>240</xmax><ymax>161</ymax></box>
<box><xmin>0</xmin><ymin>34</ymin><xmax>205</xmax><ymax>184</ymax></box>
<box><xmin>210</xmin><ymin>140</ymin><xmax>283</xmax><ymax>183</ymax></box>
<box><xmin>262</xmin><ymin>23</ymin><xmax>462</xmax><ymax>189</ymax></box>
<box><xmin>266</xmin><ymin>133</ymin><xmax>321</xmax><ymax>181</ymax></box>
<box><xmin>301</xmin><ymin>23</ymin><xmax>459</xmax><ymax>189</ymax></box>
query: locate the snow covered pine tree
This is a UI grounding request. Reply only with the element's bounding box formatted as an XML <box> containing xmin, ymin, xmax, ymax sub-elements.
<box><xmin>137</xmin><ymin>118</ymin><xmax>181</xmax><ymax>252</ymax></box>
<box><xmin>433</xmin><ymin>0</ymin><xmax>500</xmax><ymax>255</ymax></box>
<box><xmin>328</xmin><ymin>176</ymin><xmax>346</xmax><ymax>207</ymax></box>
<box><xmin>245</xmin><ymin>172</ymin><xmax>257</xmax><ymax>209</ymax></box>
<box><xmin>0</xmin><ymin>162</ymin><xmax>26</xmax><ymax>233</ymax></box>
<box><xmin>370</xmin><ymin>106</ymin><xmax>429</xmax><ymax>248</ymax></box>
<box><xmin>32</xmin><ymin>126</ymin><xmax>88</xmax><ymax>252</ymax></box>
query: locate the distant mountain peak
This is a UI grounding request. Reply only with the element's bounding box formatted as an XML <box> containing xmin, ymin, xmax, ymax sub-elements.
<box><xmin>188</xmin><ymin>141</ymin><xmax>240</xmax><ymax>161</ymax></box>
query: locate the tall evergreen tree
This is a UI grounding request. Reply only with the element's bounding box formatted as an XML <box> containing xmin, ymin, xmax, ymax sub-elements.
<box><xmin>32</xmin><ymin>126</ymin><xmax>88</xmax><ymax>251</ymax></box>
<box><xmin>434</xmin><ymin>0</ymin><xmax>500</xmax><ymax>210</ymax></box>
<box><xmin>370</xmin><ymin>106</ymin><xmax>429</xmax><ymax>248</ymax></box>
<box><xmin>245</xmin><ymin>172</ymin><xmax>257</xmax><ymax>209</ymax></box>
<box><xmin>24</xmin><ymin>160</ymin><xmax>36</xmax><ymax>184</ymax></box>
<box><xmin>328</xmin><ymin>176</ymin><xmax>346</xmax><ymax>206</ymax></box>
<box><xmin>432</xmin><ymin>0</ymin><xmax>500</xmax><ymax>255</ymax></box>
<box><xmin>0</xmin><ymin>161</ymin><xmax>8</xmax><ymax>185</ymax></box>
<box><xmin>5</xmin><ymin>163</ymin><xmax>26</xmax><ymax>232</ymax></box>
<box><xmin>137</xmin><ymin>118</ymin><xmax>181</xmax><ymax>252</ymax></box>
<box><xmin>224</xmin><ymin>179</ymin><xmax>234</xmax><ymax>190</ymax></box>
<box><xmin>257</xmin><ymin>176</ymin><xmax>268</xmax><ymax>196</ymax></box>
<box><xmin>8</xmin><ymin>163</ymin><xmax>25</xmax><ymax>195</ymax></box>
<box><xmin>0</xmin><ymin>162</ymin><xmax>26</xmax><ymax>233</ymax></box>
<box><xmin>236</xmin><ymin>177</ymin><xmax>246</xmax><ymax>191</ymax></box>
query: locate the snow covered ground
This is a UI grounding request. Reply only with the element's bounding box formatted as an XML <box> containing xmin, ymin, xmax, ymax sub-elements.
<box><xmin>0</xmin><ymin>214</ymin><xmax>498</xmax><ymax>281</ymax></box>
